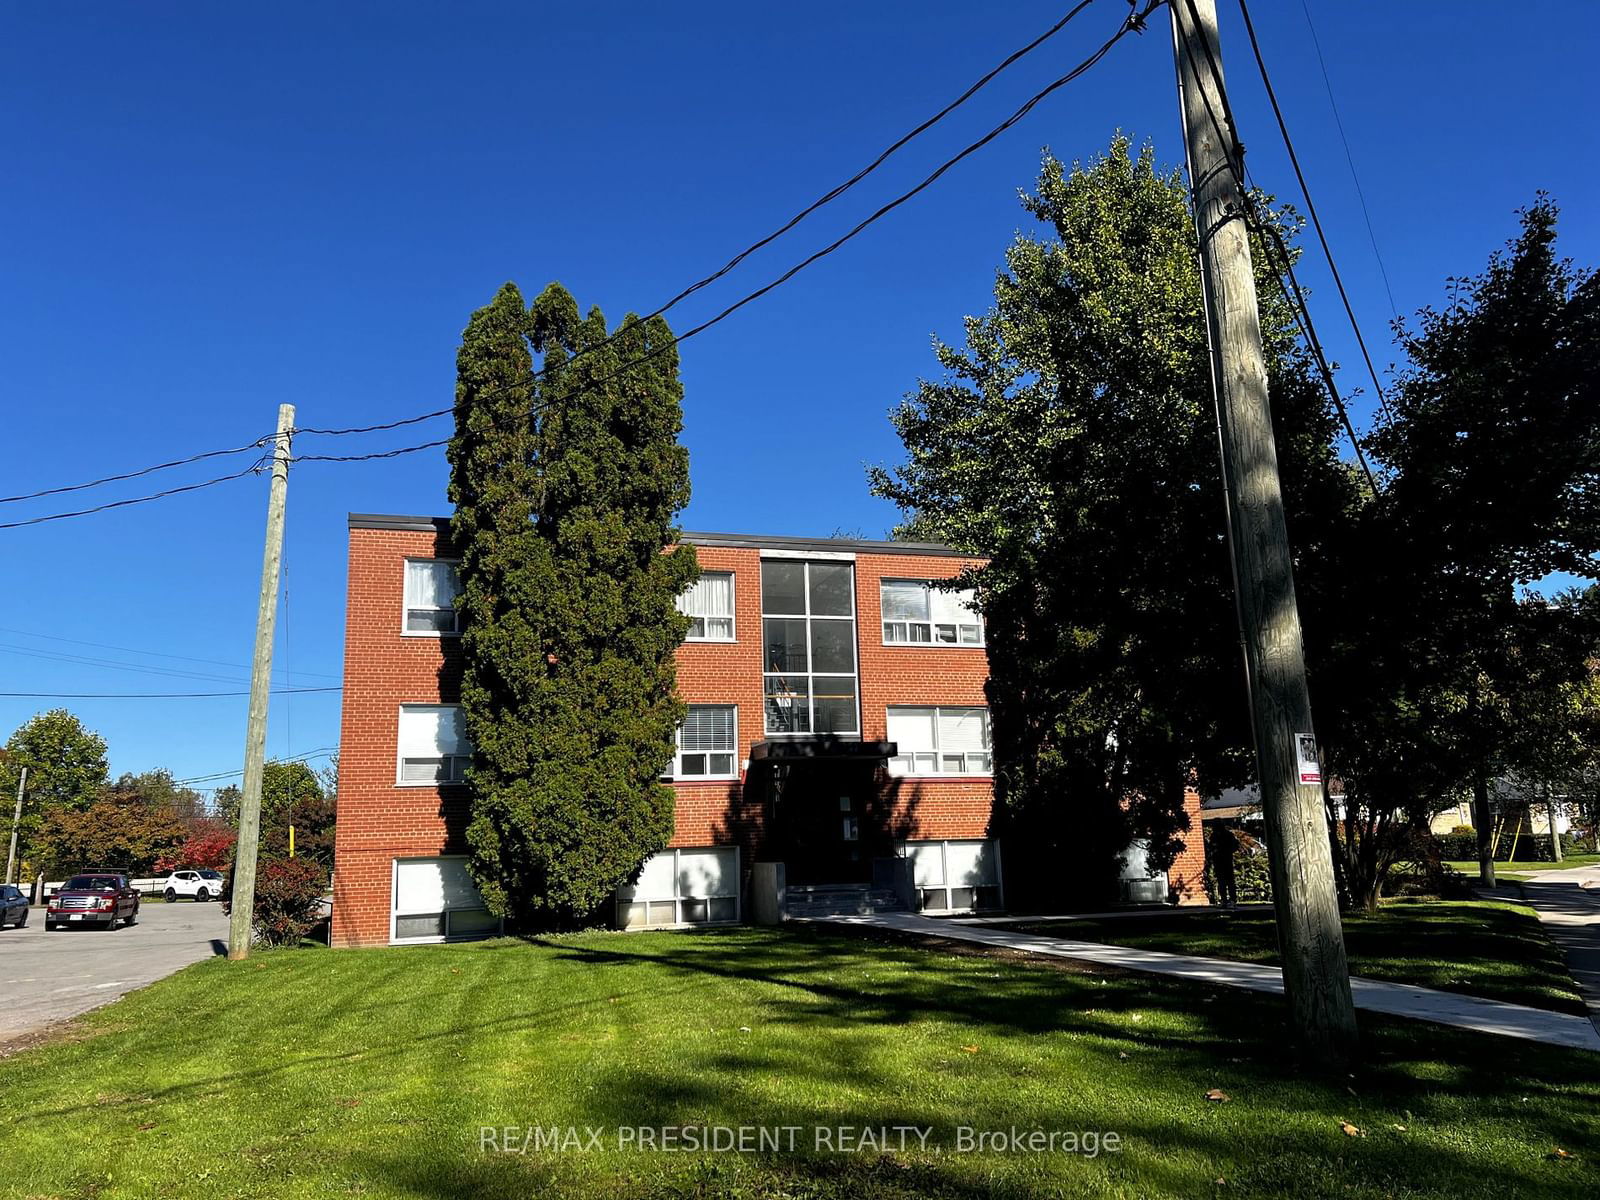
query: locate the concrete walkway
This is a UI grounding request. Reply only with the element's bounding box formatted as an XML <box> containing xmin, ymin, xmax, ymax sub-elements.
<box><xmin>815</xmin><ymin>910</ymin><xmax>1600</xmax><ymax>1053</ymax></box>
<box><xmin>1513</xmin><ymin>863</ymin><xmax>1600</xmax><ymax>1039</ymax></box>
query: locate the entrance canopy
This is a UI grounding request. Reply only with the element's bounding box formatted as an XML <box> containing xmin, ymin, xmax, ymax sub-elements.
<box><xmin>748</xmin><ymin>736</ymin><xmax>897</xmax><ymax>765</ymax></box>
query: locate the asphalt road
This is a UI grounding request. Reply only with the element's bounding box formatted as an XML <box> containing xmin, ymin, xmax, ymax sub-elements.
<box><xmin>0</xmin><ymin>899</ymin><xmax>228</xmax><ymax>1045</ymax></box>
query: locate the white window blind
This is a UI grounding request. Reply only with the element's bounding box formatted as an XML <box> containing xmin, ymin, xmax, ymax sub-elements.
<box><xmin>405</xmin><ymin>560</ymin><xmax>461</xmax><ymax>633</ymax></box>
<box><xmin>616</xmin><ymin>847</ymin><xmax>740</xmax><ymax>929</ymax></box>
<box><xmin>887</xmin><ymin>706</ymin><xmax>990</xmax><ymax>775</ymax></box>
<box><xmin>674</xmin><ymin>705</ymin><xmax>737</xmax><ymax>779</ymax></box>
<box><xmin>392</xmin><ymin>857</ymin><xmax>496</xmax><ymax>943</ymax></box>
<box><xmin>678</xmin><ymin>572</ymin><xmax>735</xmax><ymax>640</ymax></box>
<box><xmin>898</xmin><ymin>839</ymin><xmax>1002</xmax><ymax>913</ymax></box>
<box><xmin>881</xmin><ymin>580</ymin><xmax>983</xmax><ymax>645</ymax></box>
<box><xmin>398</xmin><ymin>705</ymin><xmax>472</xmax><ymax>784</ymax></box>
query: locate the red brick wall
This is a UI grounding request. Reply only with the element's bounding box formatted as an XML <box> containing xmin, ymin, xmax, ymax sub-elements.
<box><xmin>1171</xmin><ymin>789</ymin><xmax>1207</xmax><ymax>904</ymax></box>
<box><xmin>333</xmin><ymin>525</ymin><xmax>469</xmax><ymax>947</ymax></box>
<box><xmin>333</xmin><ymin>528</ymin><xmax>1206</xmax><ymax>945</ymax></box>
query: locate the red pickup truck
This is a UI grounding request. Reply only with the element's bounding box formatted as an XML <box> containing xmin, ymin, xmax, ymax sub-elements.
<box><xmin>46</xmin><ymin>872</ymin><xmax>141</xmax><ymax>930</ymax></box>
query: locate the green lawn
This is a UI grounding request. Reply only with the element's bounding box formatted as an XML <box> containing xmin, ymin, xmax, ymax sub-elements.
<box><xmin>1445</xmin><ymin>852</ymin><xmax>1600</xmax><ymax>880</ymax></box>
<box><xmin>2</xmin><ymin>927</ymin><xmax>1597</xmax><ymax>1199</ymax></box>
<box><xmin>1001</xmin><ymin>898</ymin><xmax>1585</xmax><ymax>1016</ymax></box>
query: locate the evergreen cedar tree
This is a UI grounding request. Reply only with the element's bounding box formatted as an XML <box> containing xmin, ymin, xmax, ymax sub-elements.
<box><xmin>870</xmin><ymin>138</ymin><xmax>1361</xmax><ymax>910</ymax></box>
<box><xmin>448</xmin><ymin>282</ymin><xmax>696</xmax><ymax>926</ymax></box>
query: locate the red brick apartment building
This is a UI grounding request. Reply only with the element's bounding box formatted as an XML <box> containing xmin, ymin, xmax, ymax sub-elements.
<box><xmin>333</xmin><ymin>514</ymin><xmax>1203</xmax><ymax>947</ymax></box>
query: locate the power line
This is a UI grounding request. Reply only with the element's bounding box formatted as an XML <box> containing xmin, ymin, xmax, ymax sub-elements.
<box><xmin>7</xmin><ymin>3</ymin><xmax>1155</xmax><ymax>517</ymax></box>
<box><xmin>1297</xmin><ymin>0</ymin><xmax>1397</xmax><ymax>319</ymax></box>
<box><xmin>0</xmin><ymin>436</ymin><xmax>272</xmax><ymax>507</ymax></box>
<box><xmin>174</xmin><ymin>746</ymin><xmax>338</xmax><ymax>787</ymax></box>
<box><xmin>289</xmin><ymin>1</ymin><xmax>1111</xmax><ymax>443</ymax></box>
<box><xmin>0</xmin><ymin>643</ymin><xmax>252</xmax><ymax>686</ymax></box>
<box><xmin>1175</xmin><ymin>0</ymin><xmax>1378</xmax><ymax>492</ymax></box>
<box><xmin>291</xmin><ymin>2</ymin><xmax>1164</xmax><ymax>468</ymax></box>
<box><xmin>0</xmin><ymin>456</ymin><xmax>269</xmax><ymax>531</ymax></box>
<box><xmin>0</xmin><ymin>686</ymin><xmax>340</xmax><ymax>699</ymax></box>
<box><xmin>0</xmin><ymin>626</ymin><xmax>339</xmax><ymax>680</ymax></box>
<box><xmin>1233</xmin><ymin>0</ymin><xmax>1394</xmax><ymax>423</ymax></box>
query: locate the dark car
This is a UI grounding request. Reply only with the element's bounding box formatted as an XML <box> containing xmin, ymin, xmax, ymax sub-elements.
<box><xmin>45</xmin><ymin>872</ymin><xmax>140</xmax><ymax>930</ymax></box>
<box><xmin>0</xmin><ymin>883</ymin><xmax>28</xmax><ymax>929</ymax></box>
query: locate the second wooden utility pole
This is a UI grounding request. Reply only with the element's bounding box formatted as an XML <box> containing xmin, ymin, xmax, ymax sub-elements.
<box><xmin>227</xmin><ymin>403</ymin><xmax>295</xmax><ymax>961</ymax></box>
<box><xmin>1170</xmin><ymin>0</ymin><xmax>1358</xmax><ymax>1065</ymax></box>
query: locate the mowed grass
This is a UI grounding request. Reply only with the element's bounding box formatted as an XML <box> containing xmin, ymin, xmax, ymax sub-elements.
<box><xmin>1003</xmin><ymin>898</ymin><xmax>1586</xmax><ymax>1015</ymax></box>
<box><xmin>1445</xmin><ymin>853</ymin><xmax>1600</xmax><ymax>880</ymax></box>
<box><xmin>1</xmin><ymin>927</ymin><xmax>1597</xmax><ymax>1200</ymax></box>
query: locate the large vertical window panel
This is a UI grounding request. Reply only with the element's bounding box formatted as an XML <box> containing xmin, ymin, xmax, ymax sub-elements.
<box><xmin>392</xmin><ymin>857</ymin><xmax>499</xmax><ymax>943</ymax></box>
<box><xmin>404</xmin><ymin>559</ymin><xmax>462</xmax><ymax>634</ymax></box>
<box><xmin>616</xmin><ymin>847</ymin><xmax>740</xmax><ymax>929</ymax></box>
<box><xmin>678</xmin><ymin>572</ymin><xmax>735</xmax><ymax>641</ymax></box>
<box><xmin>397</xmin><ymin>705</ymin><xmax>473</xmax><ymax>785</ymax></box>
<box><xmin>760</xmin><ymin>559</ymin><xmax>859</xmax><ymax>736</ymax></box>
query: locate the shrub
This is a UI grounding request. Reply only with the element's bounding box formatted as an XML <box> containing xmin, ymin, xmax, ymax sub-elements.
<box><xmin>251</xmin><ymin>858</ymin><xmax>328</xmax><ymax>947</ymax></box>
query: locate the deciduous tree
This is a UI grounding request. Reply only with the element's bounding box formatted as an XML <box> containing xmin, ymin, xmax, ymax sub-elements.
<box><xmin>870</xmin><ymin>139</ymin><xmax>1359</xmax><ymax>907</ymax></box>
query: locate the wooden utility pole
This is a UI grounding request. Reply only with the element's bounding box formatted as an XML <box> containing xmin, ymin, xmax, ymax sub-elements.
<box><xmin>1170</xmin><ymin>0</ymin><xmax>1358</xmax><ymax>1064</ymax></box>
<box><xmin>228</xmin><ymin>403</ymin><xmax>295</xmax><ymax>961</ymax></box>
<box><xmin>5</xmin><ymin>766</ymin><xmax>27</xmax><ymax>885</ymax></box>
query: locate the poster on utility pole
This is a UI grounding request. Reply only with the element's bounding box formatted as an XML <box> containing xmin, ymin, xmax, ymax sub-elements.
<box><xmin>1296</xmin><ymin>734</ymin><xmax>1321</xmax><ymax>786</ymax></box>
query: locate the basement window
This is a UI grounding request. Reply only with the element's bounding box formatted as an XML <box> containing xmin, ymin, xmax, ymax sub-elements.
<box><xmin>899</xmin><ymin>839</ymin><xmax>1002</xmax><ymax>914</ymax></box>
<box><xmin>616</xmin><ymin>847</ymin><xmax>740</xmax><ymax>929</ymax></box>
<box><xmin>391</xmin><ymin>856</ymin><xmax>499</xmax><ymax>944</ymax></box>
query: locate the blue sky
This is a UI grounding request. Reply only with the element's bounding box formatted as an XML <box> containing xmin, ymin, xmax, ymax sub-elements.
<box><xmin>1</xmin><ymin>1</ymin><xmax>1595</xmax><ymax>790</ymax></box>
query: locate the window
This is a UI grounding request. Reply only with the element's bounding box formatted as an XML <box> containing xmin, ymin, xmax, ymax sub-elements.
<box><xmin>397</xmin><ymin>705</ymin><xmax>472</xmax><ymax>785</ymax></box>
<box><xmin>901</xmin><ymin>838</ymin><xmax>1001</xmax><ymax>912</ymax></box>
<box><xmin>616</xmin><ymin>847</ymin><xmax>740</xmax><ymax>929</ymax></box>
<box><xmin>405</xmin><ymin>559</ymin><xmax>462</xmax><ymax>635</ymax></box>
<box><xmin>678</xmin><ymin>572</ymin><xmax>735</xmax><ymax>641</ymax></box>
<box><xmin>673</xmin><ymin>705</ymin><xmax>738</xmax><ymax>779</ymax></box>
<box><xmin>886</xmin><ymin>706</ymin><xmax>992</xmax><ymax>775</ymax></box>
<box><xmin>881</xmin><ymin>579</ymin><xmax>983</xmax><ymax>646</ymax></box>
<box><xmin>761</xmin><ymin>560</ymin><xmax>859</xmax><ymax>735</ymax></box>
<box><xmin>392</xmin><ymin>856</ymin><xmax>499</xmax><ymax>943</ymax></box>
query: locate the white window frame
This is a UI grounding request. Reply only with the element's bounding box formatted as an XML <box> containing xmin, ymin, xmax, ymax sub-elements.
<box><xmin>678</xmin><ymin>571</ymin><xmax>737</xmax><ymax>643</ymax></box>
<box><xmin>395</xmin><ymin>704</ymin><xmax>472</xmax><ymax>788</ymax></box>
<box><xmin>898</xmin><ymin>838</ymin><xmax>1004</xmax><ymax>914</ymax></box>
<box><xmin>672</xmin><ymin>704</ymin><xmax>740</xmax><ymax>781</ymax></box>
<box><xmin>886</xmin><ymin>705</ymin><xmax>993</xmax><ymax>777</ymax></box>
<box><xmin>880</xmin><ymin>578</ymin><xmax>984</xmax><ymax>648</ymax></box>
<box><xmin>761</xmin><ymin>559</ymin><xmax>861</xmax><ymax>737</ymax></box>
<box><xmin>389</xmin><ymin>855</ymin><xmax>502</xmax><ymax>945</ymax></box>
<box><xmin>402</xmin><ymin>557</ymin><xmax>463</xmax><ymax>637</ymax></box>
<box><xmin>614</xmin><ymin>846</ymin><xmax>742</xmax><ymax>929</ymax></box>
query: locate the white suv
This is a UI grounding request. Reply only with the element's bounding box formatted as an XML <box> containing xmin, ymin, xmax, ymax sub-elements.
<box><xmin>162</xmin><ymin>869</ymin><xmax>225</xmax><ymax>902</ymax></box>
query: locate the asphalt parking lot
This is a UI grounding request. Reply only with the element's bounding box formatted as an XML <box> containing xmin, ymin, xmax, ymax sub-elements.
<box><xmin>0</xmin><ymin>899</ymin><xmax>228</xmax><ymax>1047</ymax></box>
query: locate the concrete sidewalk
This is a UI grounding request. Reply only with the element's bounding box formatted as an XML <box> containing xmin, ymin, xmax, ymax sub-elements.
<box><xmin>815</xmin><ymin>910</ymin><xmax>1600</xmax><ymax>1053</ymax></box>
<box><xmin>1514</xmin><ymin>864</ymin><xmax>1600</xmax><ymax>1039</ymax></box>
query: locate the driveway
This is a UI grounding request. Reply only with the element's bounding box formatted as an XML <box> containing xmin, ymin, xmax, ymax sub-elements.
<box><xmin>0</xmin><ymin>900</ymin><xmax>228</xmax><ymax>1048</ymax></box>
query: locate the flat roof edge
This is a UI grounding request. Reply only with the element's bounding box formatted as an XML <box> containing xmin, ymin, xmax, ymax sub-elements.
<box><xmin>348</xmin><ymin>513</ymin><xmax>451</xmax><ymax>532</ymax></box>
<box><xmin>346</xmin><ymin>514</ymin><xmax>980</xmax><ymax>557</ymax></box>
